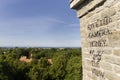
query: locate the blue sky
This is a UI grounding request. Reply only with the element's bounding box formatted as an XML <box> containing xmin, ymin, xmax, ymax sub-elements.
<box><xmin>0</xmin><ymin>0</ymin><xmax>81</xmax><ymax>47</ymax></box>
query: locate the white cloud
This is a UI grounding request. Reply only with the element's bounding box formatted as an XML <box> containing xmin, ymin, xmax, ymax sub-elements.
<box><xmin>0</xmin><ymin>16</ymin><xmax>65</xmax><ymax>35</ymax></box>
<box><xmin>0</xmin><ymin>16</ymin><xmax>79</xmax><ymax>47</ymax></box>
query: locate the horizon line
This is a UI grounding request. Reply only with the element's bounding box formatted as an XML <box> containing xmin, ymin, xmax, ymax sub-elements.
<box><xmin>0</xmin><ymin>46</ymin><xmax>81</xmax><ymax>48</ymax></box>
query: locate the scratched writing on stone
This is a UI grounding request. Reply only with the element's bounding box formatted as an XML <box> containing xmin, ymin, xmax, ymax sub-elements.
<box><xmin>90</xmin><ymin>39</ymin><xmax>107</xmax><ymax>47</ymax></box>
<box><xmin>88</xmin><ymin>28</ymin><xmax>112</xmax><ymax>39</ymax></box>
<box><xmin>90</xmin><ymin>50</ymin><xmax>104</xmax><ymax>67</ymax></box>
<box><xmin>87</xmin><ymin>17</ymin><xmax>112</xmax><ymax>78</ymax></box>
<box><xmin>87</xmin><ymin>17</ymin><xmax>112</xmax><ymax>31</ymax></box>
<box><xmin>92</xmin><ymin>68</ymin><xmax>105</xmax><ymax>78</ymax></box>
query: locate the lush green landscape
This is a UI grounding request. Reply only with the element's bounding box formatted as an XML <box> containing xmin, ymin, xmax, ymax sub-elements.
<box><xmin>0</xmin><ymin>47</ymin><xmax>82</xmax><ymax>80</ymax></box>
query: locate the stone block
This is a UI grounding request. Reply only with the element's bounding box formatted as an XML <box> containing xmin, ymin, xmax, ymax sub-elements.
<box><xmin>82</xmin><ymin>52</ymin><xmax>90</xmax><ymax>59</ymax></box>
<box><xmin>100</xmin><ymin>62</ymin><xmax>113</xmax><ymax>71</ymax></box>
<box><xmin>103</xmin><ymin>55</ymin><xmax>115</xmax><ymax>64</ymax></box>
<box><xmin>101</xmin><ymin>7</ymin><xmax>116</xmax><ymax>18</ymax></box>
<box><xmin>70</xmin><ymin>0</ymin><xmax>120</xmax><ymax>80</ymax></box>
<box><xmin>105</xmin><ymin>71</ymin><xmax>120</xmax><ymax>80</ymax></box>
<box><xmin>113</xmin><ymin>49</ymin><xmax>120</xmax><ymax>56</ymax></box>
<box><xmin>76</xmin><ymin>0</ymin><xmax>106</xmax><ymax>18</ymax></box>
<box><xmin>86</xmin><ymin>59</ymin><xmax>92</xmax><ymax>66</ymax></box>
<box><xmin>114</xmin><ymin>57</ymin><xmax>120</xmax><ymax>66</ymax></box>
<box><xmin>108</xmin><ymin>32</ymin><xmax>120</xmax><ymax>47</ymax></box>
<box><xmin>114</xmin><ymin>65</ymin><xmax>120</xmax><ymax>74</ymax></box>
<box><xmin>84</xmin><ymin>65</ymin><xmax>91</xmax><ymax>71</ymax></box>
<box><xmin>103</xmin><ymin>49</ymin><xmax>112</xmax><ymax>55</ymax></box>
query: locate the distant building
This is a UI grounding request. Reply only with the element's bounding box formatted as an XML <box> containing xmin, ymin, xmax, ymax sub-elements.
<box><xmin>48</xmin><ymin>59</ymin><xmax>53</xmax><ymax>64</ymax></box>
<box><xmin>19</xmin><ymin>56</ymin><xmax>32</xmax><ymax>63</ymax></box>
<box><xmin>19</xmin><ymin>54</ymin><xmax>53</xmax><ymax>64</ymax></box>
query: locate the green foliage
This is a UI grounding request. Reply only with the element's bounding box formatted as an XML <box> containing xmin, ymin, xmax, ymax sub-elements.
<box><xmin>0</xmin><ymin>48</ymin><xmax>82</xmax><ymax>80</ymax></box>
<box><xmin>65</xmin><ymin>57</ymin><xmax>82</xmax><ymax>80</ymax></box>
<box><xmin>49</xmin><ymin>54</ymin><xmax>67</xmax><ymax>80</ymax></box>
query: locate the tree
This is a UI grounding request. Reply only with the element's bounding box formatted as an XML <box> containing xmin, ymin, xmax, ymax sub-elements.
<box><xmin>49</xmin><ymin>54</ymin><xmax>67</xmax><ymax>80</ymax></box>
<box><xmin>28</xmin><ymin>58</ymin><xmax>50</xmax><ymax>80</ymax></box>
<box><xmin>65</xmin><ymin>57</ymin><xmax>82</xmax><ymax>80</ymax></box>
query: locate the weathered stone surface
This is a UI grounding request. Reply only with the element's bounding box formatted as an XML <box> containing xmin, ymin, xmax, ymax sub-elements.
<box><xmin>114</xmin><ymin>49</ymin><xmax>120</xmax><ymax>56</ymax></box>
<box><xmin>76</xmin><ymin>0</ymin><xmax>106</xmax><ymax>18</ymax></box>
<box><xmin>108</xmin><ymin>32</ymin><xmax>120</xmax><ymax>47</ymax></box>
<box><xmin>116</xmin><ymin>20</ymin><xmax>120</xmax><ymax>30</ymax></box>
<box><xmin>86</xmin><ymin>59</ymin><xmax>92</xmax><ymax>66</ymax></box>
<box><xmin>117</xmin><ymin>4</ymin><xmax>120</xmax><ymax>12</ymax></box>
<box><xmin>101</xmin><ymin>7</ymin><xmax>116</xmax><ymax>18</ymax></box>
<box><xmin>100</xmin><ymin>62</ymin><xmax>113</xmax><ymax>71</ymax></box>
<box><xmin>70</xmin><ymin>0</ymin><xmax>120</xmax><ymax>80</ymax></box>
<box><xmin>103</xmin><ymin>55</ymin><xmax>115</xmax><ymax>64</ymax></box>
<box><xmin>103</xmin><ymin>49</ymin><xmax>112</xmax><ymax>55</ymax></box>
<box><xmin>82</xmin><ymin>53</ymin><xmax>90</xmax><ymax>58</ymax></box>
<box><xmin>114</xmin><ymin>65</ymin><xmax>120</xmax><ymax>74</ymax></box>
<box><xmin>103</xmin><ymin>0</ymin><xmax>114</xmax><ymax>7</ymax></box>
<box><xmin>105</xmin><ymin>71</ymin><xmax>120</xmax><ymax>80</ymax></box>
<box><xmin>114</xmin><ymin>57</ymin><xmax>120</xmax><ymax>66</ymax></box>
<box><xmin>84</xmin><ymin>65</ymin><xmax>91</xmax><ymax>71</ymax></box>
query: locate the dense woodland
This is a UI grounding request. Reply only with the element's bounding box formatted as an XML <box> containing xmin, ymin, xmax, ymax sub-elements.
<box><xmin>0</xmin><ymin>47</ymin><xmax>82</xmax><ymax>80</ymax></box>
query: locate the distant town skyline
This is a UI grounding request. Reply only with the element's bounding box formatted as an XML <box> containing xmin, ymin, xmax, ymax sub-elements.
<box><xmin>0</xmin><ymin>0</ymin><xmax>81</xmax><ymax>47</ymax></box>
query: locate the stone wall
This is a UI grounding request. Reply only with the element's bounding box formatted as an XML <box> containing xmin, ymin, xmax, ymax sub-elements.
<box><xmin>70</xmin><ymin>0</ymin><xmax>120</xmax><ymax>80</ymax></box>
